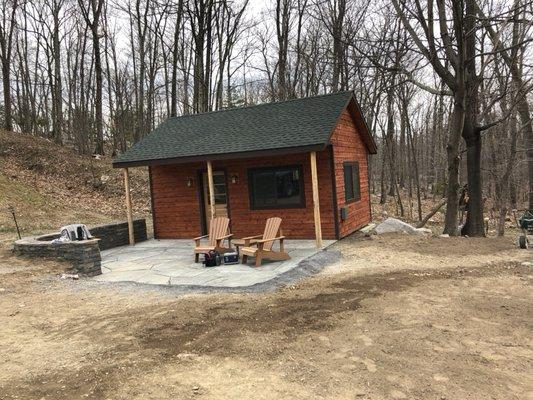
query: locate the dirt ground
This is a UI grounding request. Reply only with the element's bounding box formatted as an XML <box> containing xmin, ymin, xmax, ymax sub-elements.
<box><xmin>0</xmin><ymin>234</ymin><xmax>531</xmax><ymax>400</ymax></box>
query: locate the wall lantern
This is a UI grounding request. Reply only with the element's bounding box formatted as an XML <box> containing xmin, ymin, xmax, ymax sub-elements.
<box><xmin>186</xmin><ymin>177</ymin><xmax>194</xmax><ymax>188</ymax></box>
<box><xmin>231</xmin><ymin>174</ymin><xmax>239</xmax><ymax>184</ymax></box>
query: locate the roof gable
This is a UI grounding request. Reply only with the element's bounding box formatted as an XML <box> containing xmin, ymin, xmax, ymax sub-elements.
<box><xmin>113</xmin><ymin>91</ymin><xmax>375</xmax><ymax>167</ymax></box>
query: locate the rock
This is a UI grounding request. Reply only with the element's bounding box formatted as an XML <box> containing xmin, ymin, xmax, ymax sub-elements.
<box><xmin>521</xmin><ymin>262</ymin><xmax>532</xmax><ymax>267</ymax></box>
<box><xmin>192</xmin><ymin>386</ymin><xmax>199</xmax><ymax>391</ymax></box>
<box><xmin>375</xmin><ymin>218</ymin><xmax>430</xmax><ymax>236</ymax></box>
<box><xmin>60</xmin><ymin>273</ymin><xmax>79</xmax><ymax>280</ymax></box>
<box><xmin>417</xmin><ymin>228</ymin><xmax>433</xmax><ymax>235</ymax></box>
<box><xmin>439</xmin><ymin>234</ymin><xmax>450</xmax><ymax>238</ymax></box>
<box><xmin>360</xmin><ymin>223</ymin><xmax>376</xmax><ymax>235</ymax></box>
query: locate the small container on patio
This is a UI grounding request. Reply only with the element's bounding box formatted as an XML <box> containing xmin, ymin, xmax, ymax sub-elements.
<box><xmin>223</xmin><ymin>251</ymin><xmax>239</xmax><ymax>265</ymax></box>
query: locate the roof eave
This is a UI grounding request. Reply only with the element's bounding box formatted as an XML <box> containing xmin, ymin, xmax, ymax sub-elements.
<box><xmin>112</xmin><ymin>143</ymin><xmax>327</xmax><ymax>168</ymax></box>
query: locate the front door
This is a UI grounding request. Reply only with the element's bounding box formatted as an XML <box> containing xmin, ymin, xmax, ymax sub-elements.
<box><xmin>202</xmin><ymin>171</ymin><xmax>229</xmax><ymax>231</ymax></box>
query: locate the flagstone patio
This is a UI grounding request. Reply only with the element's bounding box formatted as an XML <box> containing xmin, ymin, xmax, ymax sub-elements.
<box><xmin>93</xmin><ymin>239</ymin><xmax>335</xmax><ymax>288</ymax></box>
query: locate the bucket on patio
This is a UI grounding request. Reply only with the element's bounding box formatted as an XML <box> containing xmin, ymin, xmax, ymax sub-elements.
<box><xmin>223</xmin><ymin>251</ymin><xmax>239</xmax><ymax>265</ymax></box>
<box><xmin>203</xmin><ymin>250</ymin><xmax>221</xmax><ymax>267</ymax></box>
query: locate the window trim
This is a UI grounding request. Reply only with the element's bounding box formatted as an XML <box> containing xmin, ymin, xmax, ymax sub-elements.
<box><xmin>247</xmin><ymin>164</ymin><xmax>306</xmax><ymax>210</ymax></box>
<box><xmin>343</xmin><ymin>161</ymin><xmax>361</xmax><ymax>204</ymax></box>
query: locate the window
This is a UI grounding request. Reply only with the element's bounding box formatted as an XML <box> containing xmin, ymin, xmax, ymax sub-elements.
<box><xmin>206</xmin><ymin>172</ymin><xmax>227</xmax><ymax>205</ymax></box>
<box><xmin>343</xmin><ymin>162</ymin><xmax>361</xmax><ymax>202</ymax></box>
<box><xmin>248</xmin><ymin>165</ymin><xmax>305</xmax><ymax>209</ymax></box>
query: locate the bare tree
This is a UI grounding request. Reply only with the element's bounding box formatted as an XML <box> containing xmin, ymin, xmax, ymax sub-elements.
<box><xmin>79</xmin><ymin>0</ymin><xmax>105</xmax><ymax>155</ymax></box>
<box><xmin>0</xmin><ymin>0</ymin><xmax>19</xmax><ymax>131</ymax></box>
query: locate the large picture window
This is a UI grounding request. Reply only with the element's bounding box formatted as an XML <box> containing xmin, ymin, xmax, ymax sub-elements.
<box><xmin>248</xmin><ymin>165</ymin><xmax>305</xmax><ymax>209</ymax></box>
<box><xmin>343</xmin><ymin>162</ymin><xmax>361</xmax><ymax>202</ymax></box>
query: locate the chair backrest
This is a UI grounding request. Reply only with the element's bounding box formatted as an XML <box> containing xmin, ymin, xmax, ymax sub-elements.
<box><xmin>208</xmin><ymin>217</ymin><xmax>230</xmax><ymax>246</ymax></box>
<box><xmin>262</xmin><ymin>217</ymin><xmax>282</xmax><ymax>251</ymax></box>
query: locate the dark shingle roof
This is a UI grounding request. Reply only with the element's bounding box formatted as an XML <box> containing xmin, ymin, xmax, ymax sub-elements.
<box><xmin>113</xmin><ymin>91</ymin><xmax>372</xmax><ymax>167</ymax></box>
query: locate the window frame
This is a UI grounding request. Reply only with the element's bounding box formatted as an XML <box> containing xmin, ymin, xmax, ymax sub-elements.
<box><xmin>247</xmin><ymin>164</ymin><xmax>306</xmax><ymax>210</ymax></box>
<box><xmin>343</xmin><ymin>161</ymin><xmax>361</xmax><ymax>203</ymax></box>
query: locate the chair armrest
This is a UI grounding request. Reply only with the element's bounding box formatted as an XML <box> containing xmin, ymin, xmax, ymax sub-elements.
<box><xmin>241</xmin><ymin>234</ymin><xmax>262</xmax><ymax>240</ymax></box>
<box><xmin>257</xmin><ymin>236</ymin><xmax>285</xmax><ymax>244</ymax></box>
<box><xmin>193</xmin><ymin>234</ymin><xmax>209</xmax><ymax>241</ymax></box>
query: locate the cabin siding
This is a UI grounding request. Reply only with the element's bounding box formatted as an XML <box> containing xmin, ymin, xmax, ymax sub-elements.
<box><xmin>150</xmin><ymin>150</ymin><xmax>337</xmax><ymax>239</ymax></box>
<box><xmin>331</xmin><ymin>109</ymin><xmax>372</xmax><ymax>237</ymax></box>
<box><xmin>150</xmin><ymin>162</ymin><xmax>204</xmax><ymax>239</ymax></box>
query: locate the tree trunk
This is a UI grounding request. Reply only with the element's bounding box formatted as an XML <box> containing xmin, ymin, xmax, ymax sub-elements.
<box><xmin>462</xmin><ymin>126</ymin><xmax>485</xmax><ymax>236</ymax></box>
<box><xmin>1</xmin><ymin>62</ymin><xmax>12</xmax><ymax>131</ymax></box>
<box><xmin>170</xmin><ymin>0</ymin><xmax>183</xmax><ymax>117</ymax></box>
<box><xmin>517</xmin><ymin>98</ymin><xmax>533</xmax><ymax>210</ymax></box>
<box><xmin>92</xmin><ymin>24</ymin><xmax>104</xmax><ymax>155</ymax></box>
<box><xmin>443</xmin><ymin>100</ymin><xmax>463</xmax><ymax>236</ymax></box>
<box><xmin>52</xmin><ymin>3</ymin><xmax>63</xmax><ymax>144</ymax></box>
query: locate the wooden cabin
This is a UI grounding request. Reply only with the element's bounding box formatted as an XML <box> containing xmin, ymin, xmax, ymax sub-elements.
<box><xmin>113</xmin><ymin>91</ymin><xmax>377</xmax><ymax>245</ymax></box>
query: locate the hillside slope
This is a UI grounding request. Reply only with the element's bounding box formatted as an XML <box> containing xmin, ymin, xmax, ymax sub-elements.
<box><xmin>0</xmin><ymin>131</ymin><xmax>150</xmax><ymax>242</ymax></box>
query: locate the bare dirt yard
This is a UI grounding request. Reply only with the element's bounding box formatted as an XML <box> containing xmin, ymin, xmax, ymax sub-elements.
<box><xmin>0</xmin><ymin>234</ymin><xmax>531</xmax><ymax>400</ymax></box>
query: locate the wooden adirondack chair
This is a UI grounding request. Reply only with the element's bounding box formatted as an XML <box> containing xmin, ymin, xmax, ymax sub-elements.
<box><xmin>240</xmin><ymin>217</ymin><xmax>290</xmax><ymax>267</ymax></box>
<box><xmin>193</xmin><ymin>217</ymin><xmax>233</xmax><ymax>262</ymax></box>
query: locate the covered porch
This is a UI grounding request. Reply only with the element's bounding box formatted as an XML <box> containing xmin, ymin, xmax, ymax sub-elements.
<box><xmin>94</xmin><ymin>238</ymin><xmax>335</xmax><ymax>288</ymax></box>
<box><xmin>120</xmin><ymin>148</ymin><xmax>328</xmax><ymax>247</ymax></box>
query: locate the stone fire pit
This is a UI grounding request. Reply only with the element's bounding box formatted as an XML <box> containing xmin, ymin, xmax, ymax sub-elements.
<box><xmin>13</xmin><ymin>234</ymin><xmax>102</xmax><ymax>276</ymax></box>
<box><xmin>13</xmin><ymin>219</ymin><xmax>147</xmax><ymax>277</ymax></box>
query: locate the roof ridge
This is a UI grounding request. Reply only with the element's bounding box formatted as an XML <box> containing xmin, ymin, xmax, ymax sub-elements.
<box><xmin>169</xmin><ymin>90</ymin><xmax>353</xmax><ymax>120</ymax></box>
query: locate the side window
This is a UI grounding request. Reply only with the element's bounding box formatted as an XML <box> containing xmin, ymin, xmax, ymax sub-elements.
<box><xmin>343</xmin><ymin>162</ymin><xmax>361</xmax><ymax>202</ymax></box>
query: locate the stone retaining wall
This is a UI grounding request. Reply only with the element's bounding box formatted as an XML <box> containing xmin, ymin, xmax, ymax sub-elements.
<box><xmin>13</xmin><ymin>218</ymin><xmax>148</xmax><ymax>277</ymax></box>
<box><xmin>90</xmin><ymin>219</ymin><xmax>147</xmax><ymax>250</ymax></box>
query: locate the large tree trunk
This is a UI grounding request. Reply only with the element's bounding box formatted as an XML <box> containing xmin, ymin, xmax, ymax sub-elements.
<box><xmin>461</xmin><ymin>0</ymin><xmax>485</xmax><ymax>237</ymax></box>
<box><xmin>462</xmin><ymin>125</ymin><xmax>485</xmax><ymax>236</ymax></box>
<box><xmin>443</xmin><ymin>99</ymin><xmax>463</xmax><ymax>236</ymax></box>
<box><xmin>516</xmin><ymin>96</ymin><xmax>533</xmax><ymax>210</ymax></box>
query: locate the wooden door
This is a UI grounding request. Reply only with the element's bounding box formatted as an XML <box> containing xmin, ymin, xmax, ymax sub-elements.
<box><xmin>202</xmin><ymin>171</ymin><xmax>228</xmax><ymax>231</ymax></box>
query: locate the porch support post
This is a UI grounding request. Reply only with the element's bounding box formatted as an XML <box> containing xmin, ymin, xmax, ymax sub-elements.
<box><xmin>310</xmin><ymin>151</ymin><xmax>323</xmax><ymax>248</ymax></box>
<box><xmin>206</xmin><ymin>160</ymin><xmax>216</xmax><ymax>220</ymax></box>
<box><xmin>123</xmin><ymin>168</ymin><xmax>135</xmax><ymax>245</ymax></box>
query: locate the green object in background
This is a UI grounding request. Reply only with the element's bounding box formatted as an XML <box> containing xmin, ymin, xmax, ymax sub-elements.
<box><xmin>519</xmin><ymin>211</ymin><xmax>533</xmax><ymax>231</ymax></box>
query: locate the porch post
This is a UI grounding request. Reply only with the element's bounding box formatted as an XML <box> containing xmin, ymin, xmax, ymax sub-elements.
<box><xmin>310</xmin><ymin>151</ymin><xmax>323</xmax><ymax>248</ymax></box>
<box><xmin>123</xmin><ymin>168</ymin><xmax>135</xmax><ymax>245</ymax></box>
<box><xmin>206</xmin><ymin>160</ymin><xmax>216</xmax><ymax>220</ymax></box>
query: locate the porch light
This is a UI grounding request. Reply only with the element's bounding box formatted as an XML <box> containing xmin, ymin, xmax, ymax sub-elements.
<box><xmin>186</xmin><ymin>177</ymin><xmax>194</xmax><ymax>187</ymax></box>
<box><xmin>231</xmin><ymin>174</ymin><xmax>238</xmax><ymax>184</ymax></box>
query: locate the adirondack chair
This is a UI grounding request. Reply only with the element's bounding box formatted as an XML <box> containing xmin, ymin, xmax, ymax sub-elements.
<box><xmin>193</xmin><ymin>217</ymin><xmax>233</xmax><ymax>262</ymax></box>
<box><xmin>240</xmin><ymin>217</ymin><xmax>290</xmax><ymax>267</ymax></box>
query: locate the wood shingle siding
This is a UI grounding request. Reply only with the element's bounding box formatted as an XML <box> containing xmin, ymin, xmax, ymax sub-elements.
<box><xmin>150</xmin><ymin>150</ymin><xmax>337</xmax><ymax>239</ymax></box>
<box><xmin>330</xmin><ymin>109</ymin><xmax>372</xmax><ymax>237</ymax></box>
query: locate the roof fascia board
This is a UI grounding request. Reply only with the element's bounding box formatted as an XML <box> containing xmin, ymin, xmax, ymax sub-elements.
<box><xmin>113</xmin><ymin>143</ymin><xmax>326</xmax><ymax>168</ymax></box>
